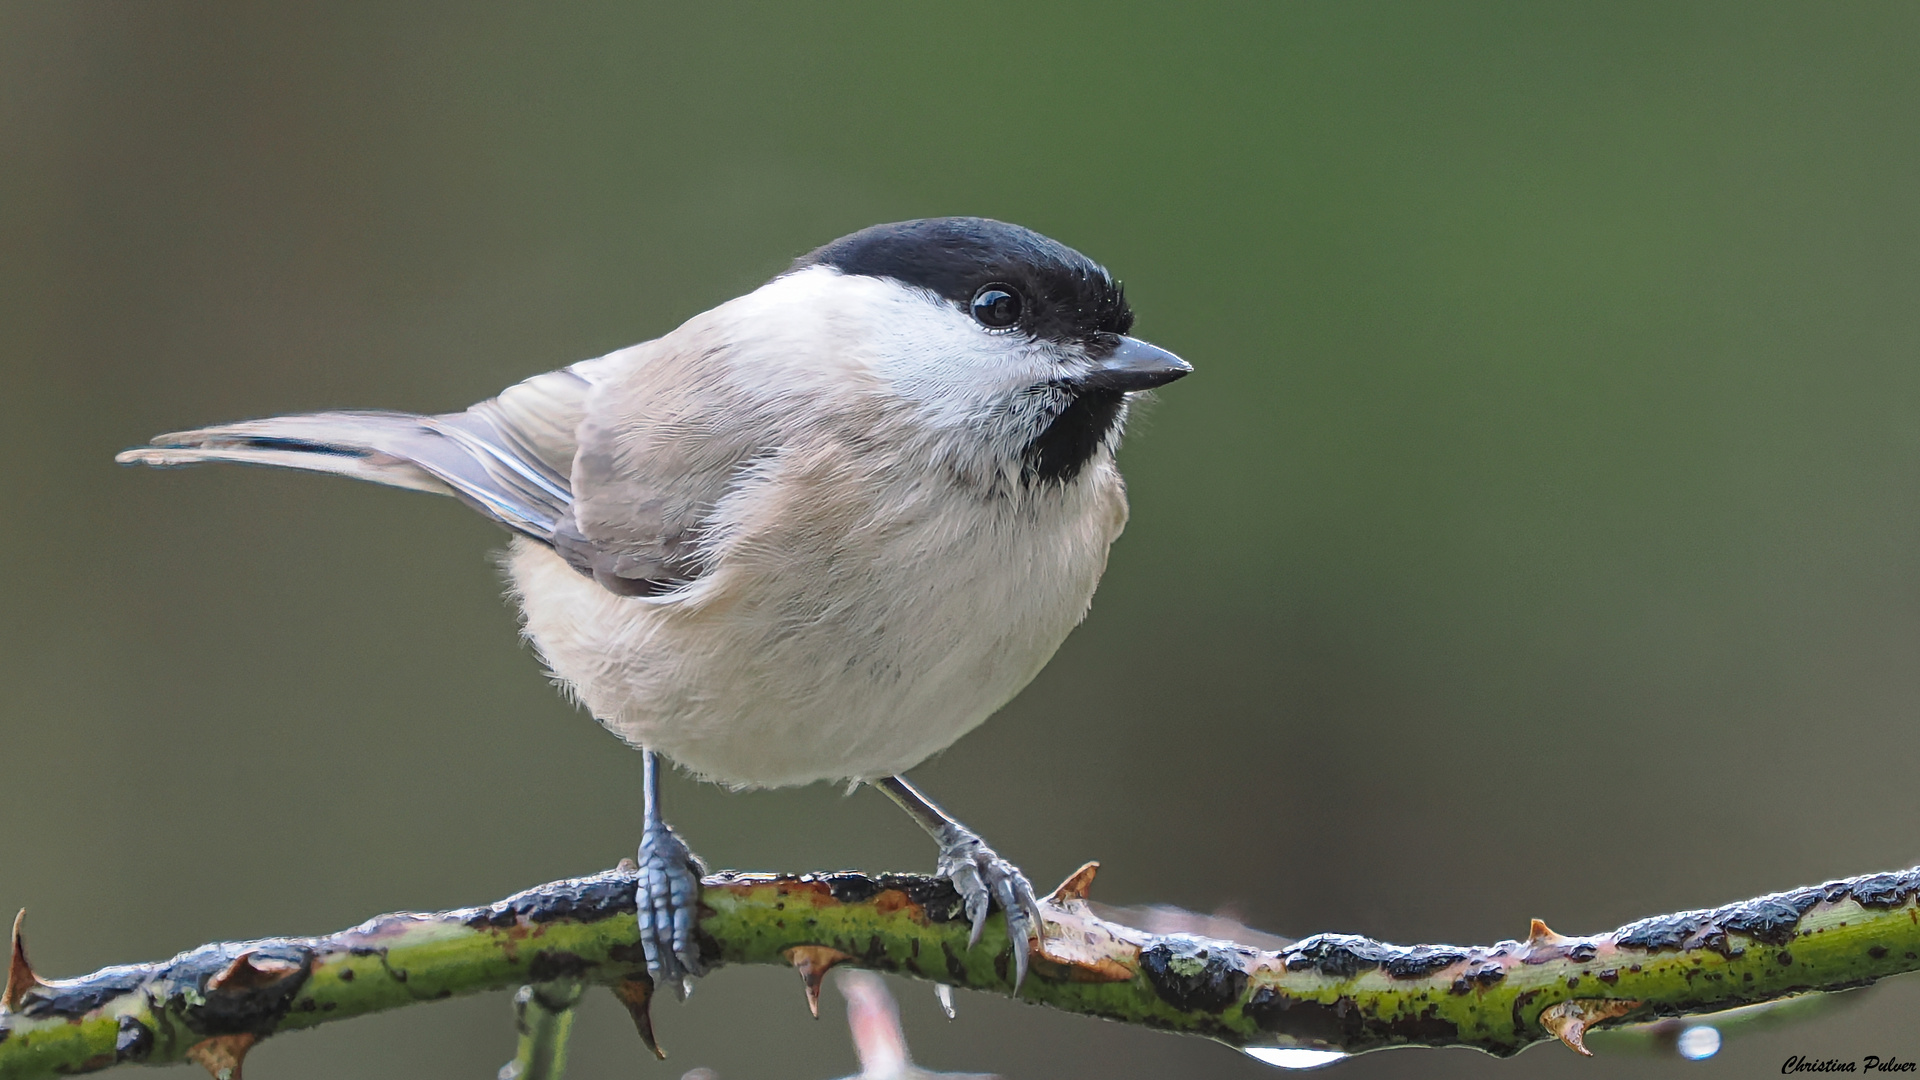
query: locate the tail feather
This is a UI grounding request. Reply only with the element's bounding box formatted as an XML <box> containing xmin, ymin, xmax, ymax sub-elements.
<box><xmin>117</xmin><ymin>365</ymin><xmax>595</xmax><ymax>541</ymax></box>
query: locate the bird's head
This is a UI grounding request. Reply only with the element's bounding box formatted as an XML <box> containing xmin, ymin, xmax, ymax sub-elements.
<box><xmin>763</xmin><ymin>217</ymin><xmax>1191</xmax><ymax>489</ymax></box>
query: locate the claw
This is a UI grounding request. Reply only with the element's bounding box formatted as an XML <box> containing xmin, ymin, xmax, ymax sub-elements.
<box><xmin>965</xmin><ymin>882</ymin><xmax>990</xmax><ymax>951</ymax></box>
<box><xmin>989</xmin><ymin>870</ymin><xmax>1032</xmax><ymax>992</ymax></box>
<box><xmin>635</xmin><ymin>825</ymin><xmax>706</xmax><ymax>990</ymax></box>
<box><xmin>933</xmin><ymin>832</ymin><xmax>1041</xmax><ymax>993</ymax></box>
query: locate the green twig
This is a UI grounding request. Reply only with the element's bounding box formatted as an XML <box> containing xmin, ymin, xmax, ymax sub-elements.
<box><xmin>499</xmin><ymin>981</ymin><xmax>583</xmax><ymax>1080</ymax></box>
<box><xmin>1</xmin><ymin>862</ymin><xmax>1916</xmax><ymax>1078</ymax></box>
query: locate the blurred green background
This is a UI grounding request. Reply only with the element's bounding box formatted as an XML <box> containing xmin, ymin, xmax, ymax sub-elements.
<box><xmin>4</xmin><ymin>3</ymin><xmax>1918</xmax><ymax>1077</ymax></box>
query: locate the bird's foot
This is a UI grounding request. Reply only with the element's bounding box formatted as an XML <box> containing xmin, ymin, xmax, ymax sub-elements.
<box><xmin>934</xmin><ymin>827</ymin><xmax>1043</xmax><ymax>992</ymax></box>
<box><xmin>636</xmin><ymin>823</ymin><xmax>707</xmax><ymax>994</ymax></box>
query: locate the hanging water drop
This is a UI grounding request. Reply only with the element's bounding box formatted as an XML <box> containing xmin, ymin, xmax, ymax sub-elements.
<box><xmin>934</xmin><ymin>983</ymin><xmax>955</xmax><ymax>1020</ymax></box>
<box><xmin>1675</xmin><ymin>1026</ymin><xmax>1721</xmax><ymax>1060</ymax></box>
<box><xmin>1243</xmin><ymin>1046</ymin><xmax>1350</xmax><ymax>1070</ymax></box>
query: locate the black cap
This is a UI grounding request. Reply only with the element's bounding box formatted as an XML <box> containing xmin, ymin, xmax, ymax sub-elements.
<box><xmin>794</xmin><ymin>217</ymin><xmax>1134</xmax><ymax>344</ymax></box>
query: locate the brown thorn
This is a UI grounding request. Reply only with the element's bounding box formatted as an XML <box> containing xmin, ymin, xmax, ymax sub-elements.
<box><xmin>208</xmin><ymin>951</ymin><xmax>301</xmax><ymax>993</ymax></box>
<box><xmin>4</xmin><ymin>909</ymin><xmax>49</xmax><ymax>1013</ymax></box>
<box><xmin>611</xmin><ymin>977</ymin><xmax>666</xmax><ymax>1060</ymax></box>
<box><xmin>1539</xmin><ymin>998</ymin><xmax>1640</xmax><ymax>1056</ymax></box>
<box><xmin>1046</xmin><ymin>862</ymin><xmax>1100</xmax><ymax>906</ymax></box>
<box><xmin>187</xmin><ymin>1033</ymin><xmax>257</xmax><ymax>1080</ymax></box>
<box><xmin>783</xmin><ymin>945</ymin><xmax>855</xmax><ymax>1019</ymax></box>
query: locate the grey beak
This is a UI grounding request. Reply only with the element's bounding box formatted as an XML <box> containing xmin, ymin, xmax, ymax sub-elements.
<box><xmin>1080</xmin><ymin>336</ymin><xmax>1193</xmax><ymax>393</ymax></box>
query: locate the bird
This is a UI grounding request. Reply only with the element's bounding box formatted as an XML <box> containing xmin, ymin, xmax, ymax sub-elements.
<box><xmin>118</xmin><ymin>217</ymin><xmax>1191</xmax><ymax>995</ymax></box>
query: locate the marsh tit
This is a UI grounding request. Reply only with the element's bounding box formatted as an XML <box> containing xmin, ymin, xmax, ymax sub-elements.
<box><xmin>119</xmin><ymin>217</ymin><xmax>1192</xmax><ymax>992</ymax></box>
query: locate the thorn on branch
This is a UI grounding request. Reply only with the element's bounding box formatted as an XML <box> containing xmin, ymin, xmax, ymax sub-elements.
<box><xmin>4</xmin><ymin>910</ymin><xmax>49</xmax><ymax>1013</ymax></box>
<box><xmin>1526</xmin><ymin>918</ymin><xmax>1568</xmax><ymax>946</ymax></box>
<box><xmin>1030</xmin><ymin>866</ymin><xmax>1135</xmax><ymax>984</ymax></box>
<box><xmin>610</xmin><ymin>977</ymin><xmax>666</xmax><ymax>1060</ymax></box>
<box><xmin>1047</xmin><ymin>862</ymin><xmax>1100</xmax><ymax>905</ymax></box>
<box><xmin>1539</xmin><ymin>998</ymin><xmax>1640</xmax><ymax>1056</ymax></box>
<box><xmin>186</xmin><ymin>1033</ymin><xmax>256</xmax><ymax>1080</ymax></box>
<box><xmin>784</xmin><ymin>945</ymin><xmax>854</xmax><ymax>1018</ymax></box>
<box><xmin>208</xmin><ymin>952</ymin><xmax>302</xmax><ymax>993</ymax></box>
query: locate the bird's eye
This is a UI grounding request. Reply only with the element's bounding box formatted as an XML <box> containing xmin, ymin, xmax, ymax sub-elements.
<box><xmin>970</xmin><ymin>285</ymin><xmax>1023</xmax><ymax>329</ymax></box>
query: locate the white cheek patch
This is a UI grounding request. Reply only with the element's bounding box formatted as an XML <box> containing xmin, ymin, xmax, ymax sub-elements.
<box><xmin>851</xmin><ymin>277</ymin><xmax>1072</xmax><ymax>425</ymax></box>
<box><xmin>711</xmin><ymin>267</ymin><xmax>1096</xmax><ymax>483</ymax></box>
<box><xmin>705</xmin><ymin>268</ymin><xmax>1054</xmax><ymax>414</ymax></box>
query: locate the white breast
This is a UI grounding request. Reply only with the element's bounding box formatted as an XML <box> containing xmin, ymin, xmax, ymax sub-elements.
<box><xmin>508</xmin><ymin>426</ymin><xmax>1128</xmax><ymax>789</ymax></box>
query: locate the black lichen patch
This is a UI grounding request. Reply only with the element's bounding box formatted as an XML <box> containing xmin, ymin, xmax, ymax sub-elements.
<box><xmin>1449</xmin><ymin>961</ymin><xmax>1506</xmax><ymax>995</ymax></box>
<box><xmin>698</xmin><ymin>929</ymin><xmax>725</xmax><ymax>971</ymax></box>
<box><xmin>1509</xmin><ymin>989</ymin><xmax>1541</xmax><ymax>1035</ymax></box>
<box><xmin>871</xmin><ymin>875</ymin><xmax>967</xmax><ymax>923</ymax></box>
<box><xmin>178</xmin><ymin>945</ymin><xmax>314</xmax><ymax>1037</ymax></box>
<box><xmin>605</xmin><ymin>941</ymin><xmax>650</xmax><ymax>966</ymax></box>
<box><xmin>1385</xmin><ymin>947</ymin><xmax>1472</xmax><ymax>979</ymax></box>
<box><xmin>114</xmin><ymin>1016</ymin><xmax>153</xmax><ymax>1063</ymax></box>
<box><xmin>816</xmin><ymin>873</ymin><xmax>882</xmax><ymax>904</ymax></box>
<box><xmin>1244</xmin><ymin>987</ymin><xmax>1464</xmax><ymax>1050</ymax></box>
<box><xmin>527</xmin><ymin>950</ymin><xmax>593</xmax><ymax>983</ymax></box>
<box><xmin>785</xmin><ymin>872</ymin><xmax>966</xmax><ymax>923</ymax></box>
<box><xmin>466</xmin><ymin>870</ymin><xmax>637</xmax><ymax>928</ymax></box>
<box><xmin>859</xmin><ymin>934</ymin><xmax>892</xmax><ymax>970</ymax></box>
<box><xmin>1616</xmin><ymin>912</ymin><xmax>1709</xmax><ymax>953</ymax></box>
<box><xmin>1140</xmin><ymin>939</ymin><xmax>1252</xmax><ymax>1013</ymax></box>
<box><xmin>1383</xmin><ymin>1002</ymin><xmax>1463</xmax><ymax>1044</ymax></box>
<box><xmin>1244</xmin><ymin>986</ymin><xmax>1359</xmax><ymax>1044</ymax></box>
<box><xmin>1278</xmin><ymin>934</ymin><xmax>1469</xmax><ymax>980</ymax></box>
<box><xmin>1615</xmin><ymin>869</ymin><xmax>1920</xmax><ymax>956</ymax></box>
<box><xmin>1850</xmin><ymin>870</ymin><xmax>1920</xmax><ymax>909</ymax></box>
<box><xmin>468</xmin><ymin>908</ymin><xmax>518</xmax><ymax>929</ymax></box>
<box><xmin>16</xmin><ymin>965</ymin><xmax>152</xmax><ymax>1020</ymax></box>
<box><xmin>1723</xmin><ymin>896</ymin><xmax>1821</xmax><ymax>946</ymax></box>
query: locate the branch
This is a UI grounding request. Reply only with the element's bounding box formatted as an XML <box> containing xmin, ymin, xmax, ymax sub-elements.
<box><xmin>1</xmin><ymin>862</ymin><xmax>1916</xmax><ymax>1077</ymax></box>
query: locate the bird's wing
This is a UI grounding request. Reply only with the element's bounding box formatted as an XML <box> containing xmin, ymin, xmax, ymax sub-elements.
<box><xmin>557</xmin><ymin>337</ymin><xmax>769</xmax><ymax>596</ymax></box>
<box><xmin>118</xmin><ymin>343</ymin><xmax>763</xmax><ymax>598</ymax></box>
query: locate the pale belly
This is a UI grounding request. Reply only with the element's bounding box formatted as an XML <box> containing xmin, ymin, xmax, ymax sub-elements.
<box><xmin>506</xmin><ymin>474</ymin><xmax>1126</xmax><ymax>787</ymax></box>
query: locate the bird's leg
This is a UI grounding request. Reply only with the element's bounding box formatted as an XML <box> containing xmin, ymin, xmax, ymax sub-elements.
<box><xmin>637</xmin><ymin>749</ymin><xmax>706</xmax><ymax>994</ymax></box>
<box><xmin>874</xmin><ymin>775</ymin><xmax>1042</xmax><ymax>991</ymax></box>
